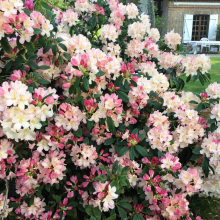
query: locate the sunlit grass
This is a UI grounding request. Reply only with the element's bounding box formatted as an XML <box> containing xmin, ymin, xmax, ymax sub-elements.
<box><xmin>183</xmin><ymin>57</ymin><xmax>220</xmax><ymax>219</ymax></box>
<box><xmin>182</xmin><ymin>57</ymin><xmax>220</xmax><ymax>93</ymax></box>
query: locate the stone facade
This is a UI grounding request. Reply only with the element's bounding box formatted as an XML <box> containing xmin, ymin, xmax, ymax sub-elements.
<box><xmin>161</xmin><ymin>0</ymin><xmax>220</xmax><ymax>38</ymax></box>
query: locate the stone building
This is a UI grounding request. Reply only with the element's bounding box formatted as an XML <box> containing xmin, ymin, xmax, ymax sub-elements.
<box><xmin>160</xmin><ymin>0</ymin><xmax>220</xmax><ymax>42</ymax></box>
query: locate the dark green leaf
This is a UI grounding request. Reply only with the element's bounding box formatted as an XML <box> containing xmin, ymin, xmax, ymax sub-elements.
<box><xmin>59</xmin><ymin>43</ymin><xmax>67</xmax><ymax>51</ymax></box>
<box><xmin>37</xmin><ymin>78</ymin><xmax>50</xmax><ymax>85</ymax></box>
<box><xmin>191</xmin><ymin>154</ymin><xmax>199</xmax><ymax>161</ymax></box>
<box><xmin>38</xmin><ymin>65</ymin><xmax>51</xmax><ymax>70</ymax></box>
<box><xmin>87</xmin><ymin>121</ymin><xmax>94</xmax><ymax>130</ymax></box>
<box><xmin>24</xmin><ymin>41</ymin><xmax>35</xmax><ymax>53</ymax></box>
<box><xmin>69</xmin><ymin>84</ymin><xmax>75</xmax><ymax>95</ymax></box>
<box><xmin>85</xmin><ymin>205</ymin><xmax>93</xmax><ymax>216</ymax></box>
<box><xmin>28</xmin><ymin>60</ymin><xmax>38</xmax><ymax>70</ymax></box>
<box><xmin>52</xmin><ymin>45</ymin><xmax>57</xmax><ymax>56</ymax></box>
<box><xmin>116</xmin><ymin>91</ymin><xmax>129</xmax><ymax>102</ymax></box>
<box><xmin>96</xmin><ymin>70</ymin><xmax>105</xmax><ymax>77</ymax></box>
<box><xmin>121</xmin><ymin>166</ymin><xmax>130</xmax><ymax>175</ymax></box>
<box><xmin>94</xmin><ymin>175</ymin><xmax>108</xmax><ymax>182</ymax></box>
<box><xmin>40</xmin><ymin>1</ymin><xmax>51</xmax><ymax>10</ymax></box>
<box><xmin>64</xmin><ymin>52</ymin><xmax>71</xmax><ymax>61</ymax></box>
<box><xmin>107</xmin><ymin>117</ymin><xmax>115</xmax><ymax>133</ymax></box>
<box><xmin>117</xmin><ymin>207</ymin><xmax>127</xmax><ymax>219</ymax></box>
<box><xmin>57</xmin><ymin>37</ymin><xmax>64</xmax><ymax>42</ymax></box>
<box><xmin>186</xmin><ymin>75</ymin><xmax>191</xmax><ymax>83</ymax></box>
<box><xmin>1</xmin><ymin>37</ymin><xmax>11</xmax><ymax>54</ymax></box>
<box><xmin>118</xmin><ymin>202</ymin><xmax>133</xmax><ymax>211</ymax></box>
<box><xmin>202</xmin><ymin>157</ymin><xmax>209</xmax><ymax>177</ymax></box>
<box><xmin>189</xmin><ymin>100</ymin><xmax>198</xmax><ymax>104</ymax></box>
<box><xmin>5</xmin><ymin>60</ymin><xmax>12</xmax><ymax>72</ymax></box>
<box><xmin>53</xmin><ymin>195</ymin><xmax>61</xmax><ymax>203</ymax></box>
<box><xmin>93</xmin><ymin>207</ymin><xmax>101</xmax><ymax>220</ymax></box>
<box><xmin>73</xmin><ymin>127</ymin><xmax>82</xmax><ymax>137</ymax></box>
<box><xmin>33</xmin><ymin>28</ymin><xmax>42</xmax><ymax>34</ymax></box>
<box><xmin>112</xmin><ymin>160</ymin><xmax>118</xmax><ymax>174</ymax></box>
<box><xmin>43</xmin><ymin>45</ymin><xmax>51</xmax><ymax>53</ymax></box>
<box><xmin>135</xmin><ymin>145</ymin><xmax>148</xmax><ymax>157</ymax></box>
<box><xmin>83</xmin><ymin>77</ymin><xmax>89</xmax><ymax>91</ymax></box>
<box><xmin>117</xmin><ymin>146</ymin><xmax>129</xmax><ymax>157</ymax></box>
<box><xmin>104</xmin><ymin>138</ymin><xmax>115</xmax><ymax>146</ymax></box>
<box><xmin>129</xmin><ymin>147</ymin><xmax>135</xmax><ymax>160</ymax></box>
<box><xmin>106</xmin><ymin>214</ymin><xmax>116</xmax><ymax>220</ymax></box>
<box><xmin>192</xmin><ymin>148</ymin><xmax>201</xmax><ymax>154</ymax></box>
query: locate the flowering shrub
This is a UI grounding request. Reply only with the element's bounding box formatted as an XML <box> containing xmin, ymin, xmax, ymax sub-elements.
<box><xmin>0</xmin><ymin>0</ymin><xmax>218</xmax><ymax>220</ymax></box>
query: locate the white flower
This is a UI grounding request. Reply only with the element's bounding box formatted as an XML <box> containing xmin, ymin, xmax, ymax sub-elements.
<box><xmin>41</xmin><ymin>20</ymin><xmax>53</xmax><ymax>37</ymax></box>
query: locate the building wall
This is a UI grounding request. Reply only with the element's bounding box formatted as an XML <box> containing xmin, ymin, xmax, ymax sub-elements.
<box><xmin>161</xmin><ymin>1</ymin><xmax>220</xmax><ymax>37</ymax></box>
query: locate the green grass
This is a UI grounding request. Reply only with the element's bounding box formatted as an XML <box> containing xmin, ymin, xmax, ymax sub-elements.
<box><xmin>183</xmin><ymin>57</ymin><xmax>220</xmax><ymax>219</ymax></box>
<box><xmin>183</xmin><ymin>57</ymin><xmax>220</xmax><ymax>93</ymax></box>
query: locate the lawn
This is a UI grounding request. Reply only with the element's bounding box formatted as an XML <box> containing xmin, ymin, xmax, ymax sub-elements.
<box><xmin>183</xmin><ymin>57</ymin><xmax>220</xmax><ymax>219</ymax></box>
<box><xmin>183</xmin><ymin>57</ymin><xmax>220</xmax><ymax>93</ymax></box>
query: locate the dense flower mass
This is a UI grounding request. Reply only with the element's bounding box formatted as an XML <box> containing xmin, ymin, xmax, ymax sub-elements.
<box><xmin>0</xmin><ymin>0</ymin><xmax>216</xmax><ymax>219</ymax></box>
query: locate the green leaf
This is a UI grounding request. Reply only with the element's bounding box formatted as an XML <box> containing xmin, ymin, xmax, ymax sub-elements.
<box><xmin>192</xmin><ymin>148</ymin><xmax>201</xmax><ymax>154</ymax></box>
<box><xmin>199</xmin><ymin>74</ymin><xmax>205</xmax><ymax>86</ymax></box>
<box><xmin>43</xmin><ymin>45</ymin><xmax>51</xmax><ymax>53</ymax></box>
<box><xmin>106</xmin><ymin>214</ymin><xmax>116</xmax><ymax>220</ymax></box>
<box><xmin>29</xmin><ymin>196</ymin><xmax>34</xmax><ymax>206</ymax></box>
<box><xmin>9</xmin><ymin>202</ymin><xmax>19</xmax><ymax>208</ymax></box>
<box><xmin>202</xmin><ymin>157</ymin><xmax>209</xmax><ymax>177</ymax></box>
<box><xmin>96</xmin><ymin>70</ymin><xmax>105</xmax><ymax>77</ymax></box>
<box><xmin>53</xmin><ymin>195</ymin><xmax>61</xmax><ymax>204</ymax></box>
<box><xmin>5</xmin><ymin>60</ymin><xmax>12</xmax><ymax>72</ymax></box>
<box><xmin>90</xmin><ymin>217</ymin><xmax>96</xmax><ymax>220</ymax></box>
<box><xmin>28</xmin><ymin>60</ymin><xmax>38</xmax><ymax>70</ymax></box>
<box><xmin>93</xmin><ymin>207</ymin><xmax>101</xmax><ymax>220</ymax></box>
<box><xmin>33</xmin><ymin>28</ymin><xmax>42</xmax><ymax>34</ymax></box>
<box><xmin>64</xmin><ymin>52</ymin><xmax>71</xmax><ymax>61</ymax></box>
<box><xmin>129</xmin><ymin>147</ymin><xmax>135</xmax><ymax>160</ymax></box>
<box><xmin>85</xmin><ymin>205</ymin><xmax>93</xmax><ymax>216</ymax></box>
<box><xmin>191</xmin><ymin>154</ymin><xmax>199</xmax><ymax>161</ymax></box>
<box><xmin>116</xmin><ymin>91</ymin><xmax>129</xmax><ymax>102</ymax></box>
<box><xmin>118</xmin><ymin>202</ymin><xmax>133</xmax><ymax>211</ymax></box>
<box><xmin>138</xmin><ymin>134</ymin><xmax>146</xmax><ymax>141</ymax></box>
<box><xmin>114</xmin><ymin>75</ymin><xmax>123</xmax><ymax>87</ymax></box>
<box><xmin>73</xmin><ymin>127</ymin><xmax>82</xmax><ymax>137</ymax></box>
<box><xmin>189</xmin><ymin>100</ymin><xmax>198</xmax><ymax>104</ymax></box>
<box><xmin>52</xmin><ymin>45</ymin><xmax>57</xmax><ymax>56</ymax></box>
<box><xmin>107</xmin><ymin>117</ymin><xmax>115</xmax><ymax>133</ymax></box>
<box><xmin>24</xmin><ymin>41</ymin><xmax>35</xmax><ymax>53</ymax></box>
<box><xmin>135</xmin><ymin>145</ymin><xmax>148</xmax><ymax>157</ymax></box>
<box><xmin>37</xmin><ymin>78</ymin><xmax>50</xmax><ymax>85</ymax></box>
<box><xmin>59</xmin><ymin>43</ymin><xmax>67</xmax><ymax>51</ymax></box>
<box><xmin>83</xmin><ymin>77</ymin><xmax>89</xmax><ymax>91</ymax></box>
<box><xmin>40</xmin><ymin>1</ymin><xmax>51</xmax><ymax>10</ymax></box>
<box><xmin>117</xmin><ymin>206</ymin><xmax>127</xmax><ymax>219</ymax></box>
<box><xmin>112</xmin><ymin>160</ymin><xmax>118</xmax><ymax>174</ymax></box>
<box><xmin>196</xmin><ymin>103</ymin><xmax>204</xmax><ymax>112</ymax></box>
<box><xmin>121</xmin><ymin>166</ymin><xmax>130</xmax><ymax>175</ymax></box>
<box><xmin>94</xmin><ymin>175</ymin><xmax>108</xmax><ymax>182</ymax></box>
<box><xmin>1</xmin><ymin>37</ymin><xmax>11</xmax><ymax>54</ymax></box>
<box><xmin>117</xmin><ymin>146</ymin><xmax>129</xmax><ymax>157</ymax></box>
<box><xmin>87</xmin><ymin>121</ymin><xmax>94</xmax><ymax>130</ymax></box>
<box><xmin>69</xmin><ymin>85</ymin><xmax>75</xmax><ymax>95</ymax></box>
<box><xmin>38</xmin><ymin>65</ymin><xmax>51</xmax><ymax>70</ymax></box>
<box><xmin>57</xmin><ymin>37</ymin><xmax>64</xmax><ymax>42</ymax></box>
<box><xmin>186</xmin><ymin>75</ymin><xmax>191</xmax><ymax>83</ymax></box>
<box><xmin>104</xmin><ymin>138</ymin><xmax>115</xmax><ymax>146</ymax></box>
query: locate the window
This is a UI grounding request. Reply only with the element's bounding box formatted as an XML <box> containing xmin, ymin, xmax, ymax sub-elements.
<box><xmin>192</xmin><ymin>15</ymin><xmax>210</xmax><ymax>41</ymax></box>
